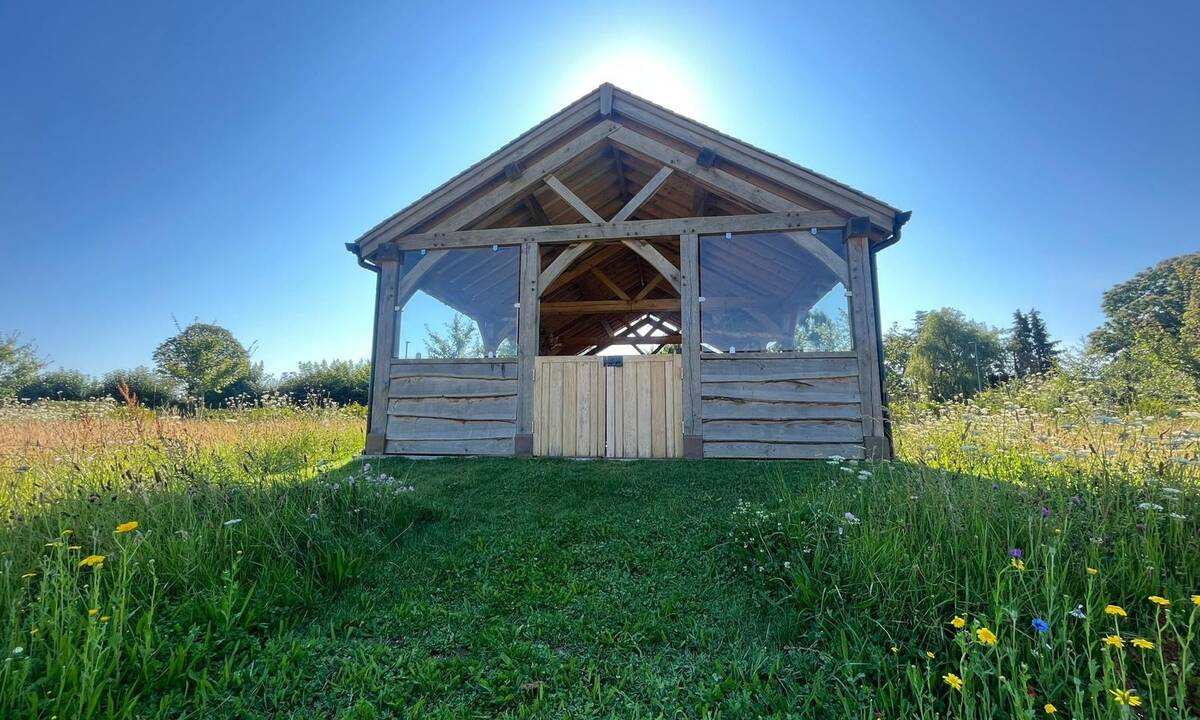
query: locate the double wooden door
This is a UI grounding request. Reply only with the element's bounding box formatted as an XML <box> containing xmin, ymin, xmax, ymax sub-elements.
<box><xmin>533</xmin><ymin>355</ymin><xmax>683</xmax><ymax>458</ymax></box>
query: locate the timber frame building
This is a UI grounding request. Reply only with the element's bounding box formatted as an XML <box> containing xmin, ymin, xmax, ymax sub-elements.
<box><xmin>347</xmin><ymin>84</ymin><xmax>910</xmax><ymax>460</ymax></box>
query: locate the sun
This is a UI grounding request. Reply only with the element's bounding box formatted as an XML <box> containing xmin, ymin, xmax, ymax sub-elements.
<box><xmin>554</xmin><ymin>48</ymin><xmax>706</xmax><ymax>119</ymax></box>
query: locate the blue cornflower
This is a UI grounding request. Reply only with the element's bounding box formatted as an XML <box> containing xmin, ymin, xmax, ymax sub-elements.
<box><xmin>1032</xmin><ymin>617</ymin><xmax>1050</xmax><ymax>634</ymax></box>
<box><xmin>1008</xmin><ymin>547</ymin><xmax>1024</xmax><ymax>559</ymax></box>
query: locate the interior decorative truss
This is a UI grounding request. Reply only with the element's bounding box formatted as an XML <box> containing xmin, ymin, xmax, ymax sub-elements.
<box><xmin>351</xmin><ymin>84</ymin><xmax>907</xmax><ymax>357</ymax></box>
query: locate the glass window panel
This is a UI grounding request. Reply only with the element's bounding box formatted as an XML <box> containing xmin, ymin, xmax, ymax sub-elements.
<box><xmin>395</xmin><ymin>247</ymin><xmax>519</xmax><ymax>359</ymax></box>
<box><xmin>699</xmin><ymin>230</ymin><xmax>852</xmax><ymax>353</ymax></box>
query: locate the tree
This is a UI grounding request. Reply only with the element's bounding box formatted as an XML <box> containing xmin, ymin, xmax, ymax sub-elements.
<box><xmin>278</xmin><ymin>359</ymin><xmax>370</xmax><ymax>406</ymax></box>
<box><xmin>795</xmin><ymin>309</ymin><xmax>852</xmax><ymax>352</ymax></box>
<box><xmin>1007</xmin><ymin>310</ymin><xmax>1034</xmax><ymax>378</ymax></box>
<box><xmin>905</xmin><ymin>308</ymin><xmax>1004</xmax><ymax>401</ymax></box>
<box><xmin>99</xmin><ymin>367</ymin><xmax>180</xmax><ymax>408</ymax></box>
<box><xmin>1027</xmin><ymin>309</ymin><xmax>1059</xmax><ymax>373</ymax></box>
<box><xmin>152</xmin><ymin>322</ymin><xmax>252</xmax><ymax>408</ymax></box>
<box><xmin>1090</xmin><ymin>252</ymin><xmax>1200</xmax><ymax>386</ymax></box>
<box><xmin>19</xmin><ymin>369</ymin><xmax>95</xmax><ymax>400</ymax></box>
<box><xmin>1</xmin><ymin>332</ymin><xmax>46</xmax><ymax>397</ymax></box>
<box><xmin>423</xmin><ymin>314</ymin><xmax>483</xmax><ymax>358</ymax></box>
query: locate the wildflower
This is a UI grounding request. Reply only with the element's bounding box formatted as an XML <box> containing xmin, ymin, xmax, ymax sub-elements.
<box><xmin>1148</xmin><ymin>595</ymin><xmax>1170</xmax><ymax>607</ymax></box>
<box><xmin>1132</xmin><ymin>637</ymin><xmax>1154</xmax><ymax>650</ymax></box>
<box><xmin>925</xmin><ymin>651</ymin><xmax>935</xmax><ymax>659</ymax></box>
<box><xmin>1192</xmin><ymin>595</ymin><xmax>1200</xmax><ymax>607</ymax></box>
<box><xmin>87</xmin><ymin>608</ymin><xmax>98</xmax><ymax>617</ymax></box>
<box><xmin>1168</xmin><ymin>513</ymin><xmax>1188</xmax><ymax>520</ymax></box>
<box><xmin>976</xmin><ymin>627</ymin><xmax>998</xmax><ymax>646</ymax></box>
<box><xmin>1103</xmin><ymin>635</ymin><xmax>1124</xmax><ymax>648</ymax></box>
<box><xmin>1087</xmin><ymin>567</ymin><xmax>1099</xmax><ymax>576</ymax></box>
<box><xmin>1109</xmin><ymin>689</ymin><xmax>1141</xmax><ymax>706</ymax></box>
<box><xmin>1103</xmin><ymin>604</ymin><xmax>1126</xmax><ymax>617</ymax></box>
<box><xmin>1070</xmin><ymin>605</ymin><xmax>1087</xmax><ymax>619</ymax></box>
<box><xmin>1040</xmin><ymin>507</ymin><xmax>1051</xmax><ymax>519</ymax></box>
<box><xmin>951</xmin><ymin>615</ymin><xmax>966</xmax><ymax>629</ymax></box>
<box><xmin>943</xmin><ymin>673</ymin><xmax>963</xmax><ymax>691</ymax></box>
<box><xmin>1031</xmin><ymin>618</ymin><xmax>1049</xmax><ymax>634</ymax></box>
<box><xmin>1043</xmin><ymin>704</ymin><xmax>1057</xmax><ymax>715</ymax></box>
<box><xmin>11</xmin><ymin>646</ymin><xmax>23</xmax><ymax>656</ymax></box>
<box><xmin>100</xmin><ymin>616</ymin><xmax>110</xmax><ymax>623</ymax></box>
<box><xmin>843</xmin><ymin>512</ymin><xmax>860</xmax><ymax>525</ymax></box>
<box><xmin>114</xmin><ymin>521</ymin><xmax>138</xmax><ymax>534</ymax></box>
<box><xmin>1011</xmin><ymin>557</ymin><xmax>1026</xmax><ymax>571</ymax></box>
<box><xmin>78</xmin><ymin>555</ymin><xmax>105</xmax><ymax>568</ymax></box>
<box><xmin>1009</xmin><ymin>548</ymin><xmax>1024</xmax><ymax>559</ymax></box>
<box><xmin>1137</xmin><ymin>502</ymin><xmax>1164</xmax><ymax>512</ymax></box>
<box><xmin>223</xmin><ymin>518</ymin><xmax>243</xmax><ymax>527</ymax></box>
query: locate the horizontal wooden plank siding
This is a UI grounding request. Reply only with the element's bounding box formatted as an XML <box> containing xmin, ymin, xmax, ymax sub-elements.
<box><xmin>700</xmin><ymin>355</ymin><xmax>865</xmax><ymax>459</ymax></box>
<box><xmin>384</xmin><ymin>360</ymin><xmax>516</xmax><ymax>455</ymax></box>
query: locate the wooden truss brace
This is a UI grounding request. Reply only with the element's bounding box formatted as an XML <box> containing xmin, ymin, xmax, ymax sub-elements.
<box><xmin>783</xmin><ymin>231</ymin><xmax>850</xmax><ymax>287</ymax></box>
<box><xmin>394</xmin><ymin>249</ymin><xmax>449</xmax><ymax>305</ymax></box>
<box><xmin>538</xmin><ymin>166</ymin><xmax>680</xmax><ymax>295</ymax></box>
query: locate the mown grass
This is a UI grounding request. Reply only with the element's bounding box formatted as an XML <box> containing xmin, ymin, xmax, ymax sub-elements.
<box><xmin>1</xmin><ymin>398</ymin><xmax>1198</xmax><ymax>718</ymax></box>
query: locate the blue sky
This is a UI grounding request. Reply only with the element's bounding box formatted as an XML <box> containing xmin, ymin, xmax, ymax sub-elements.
<box><xmin>2</xmin><ymin>1</ymin><xmax>1197</xmax><ymax>375</ymax></box>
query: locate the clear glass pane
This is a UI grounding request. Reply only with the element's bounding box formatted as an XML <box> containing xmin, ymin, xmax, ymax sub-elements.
<box><xmin>395</xmin><ymin>247</ymin><xmax>519</xmax><ymax>359</ymax></box>
<box><xmin>699</xmin><ymin>230</ymin><xmax>852</xmax><ymax>353</ymax></box>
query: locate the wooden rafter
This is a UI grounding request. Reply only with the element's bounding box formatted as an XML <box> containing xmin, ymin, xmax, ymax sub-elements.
<box><xmin>544</xmin><ymin>174</ymin><xmax>605</xmax><ymax>223</ymax></box>
<box><xmin>589</xmin><ymin>267</ymin><xmax>630</xmax><ymax>300</ymax></box>
<box><xmin>610</xmin><ymin>166</ymin><xmax>673</xmax><ymax>222</ymax></box>
<box><xmin>621</xmin><ymin>239</ymin><xmax>681</xmax><ymax>292</ymax></box>
<box><xmin>783</xmin><ymin>231</ymin><xmax>849</xmax><ymax>286</ymax></box>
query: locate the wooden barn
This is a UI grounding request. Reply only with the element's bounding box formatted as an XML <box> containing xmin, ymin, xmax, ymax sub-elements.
<box><xmin>347</xmin><ymin>84</ymin><xmax>910</xmax><ymax>460</ymax></box>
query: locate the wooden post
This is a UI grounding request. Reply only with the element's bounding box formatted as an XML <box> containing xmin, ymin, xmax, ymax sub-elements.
<box><xmin>845</xmin><ymin>218</ymin><xmax>890</xmax><ymax>459</ymax></box>
<box><xmin>365</xmin><ymin>245</ymin><xmax>401</xmax><ymax>455</ymax></box>
<box><xmin>679</xmin><ymin>231</ymin><xmax>703</xmax><ymax>458</ymax></box>
<box><xmin>515</xmin><ymin>240</ymin><xmax>539</xmax><ymax>456</ymax></box>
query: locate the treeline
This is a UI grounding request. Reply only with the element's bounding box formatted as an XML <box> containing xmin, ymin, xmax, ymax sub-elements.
<box><xmin>886</xmin><ymin>251</ymin><xmax>1200</xmax><ymax>414</ymax></box>
<box><xmin>0</xmin><ymin>323</ymin><xmax>369</xmax><ymax>409</ymax></box>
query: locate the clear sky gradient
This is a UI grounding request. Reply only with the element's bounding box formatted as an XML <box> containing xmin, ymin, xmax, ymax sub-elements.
<box><xmin>2</xmin><ymin>2</ymin><xmax>1197</xmax><ymax>375</ymax></box>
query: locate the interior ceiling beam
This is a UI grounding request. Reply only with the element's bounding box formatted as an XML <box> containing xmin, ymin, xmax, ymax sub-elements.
<box><xmin>391</xmin><ymin>210</ymin><xmax>844</xmax><ymax>250</ymax></box>
<box><xmin>541</xmin><ymin>298</ymin><xmax>680</xmax><ymax>314</ymax></box>
<box><xmin>522</xmin><ymin>194</ymin><xmax>550</xmax><ymax>225</ymax></box>
<box><xmin>621</xmin><ymin>238</ymin><xmax>681</xmax><ymax>292</ymax></box>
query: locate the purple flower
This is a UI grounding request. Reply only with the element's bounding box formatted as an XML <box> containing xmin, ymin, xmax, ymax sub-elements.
<box><xmin>1008</xmin><ymin>548</ymin><xmax>1023</xmax><ymax>559</ymax></box>
<box><xmin>1041</xmin><ymin>507</ymin><xmax>1052</xmax><ymax>519</ymax></box>
<box><xmin>1031</xmin><ymin>617</ymin><xmax>1049</xmax><ymax>634</ymax></box>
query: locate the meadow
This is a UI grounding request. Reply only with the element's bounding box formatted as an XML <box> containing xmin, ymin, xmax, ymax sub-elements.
<box><xmin>0</xmin><ymin>391</ymin><xmax>1197</xmax><ymax>718</ymax></box>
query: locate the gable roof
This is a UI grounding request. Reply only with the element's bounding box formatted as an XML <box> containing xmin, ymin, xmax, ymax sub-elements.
<box><xmin>352</xmin><ymin>84</ymin><xmax>907</xmax><ymax>259</ymax></box>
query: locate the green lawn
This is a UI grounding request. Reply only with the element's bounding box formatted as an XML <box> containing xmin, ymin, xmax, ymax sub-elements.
<box><xmin>230</xmin><ymin>458</ymin><xmax>805</xmax><ymax>719</ymax></box>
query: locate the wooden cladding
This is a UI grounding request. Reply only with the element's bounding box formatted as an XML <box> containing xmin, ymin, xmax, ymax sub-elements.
<box><xmin>699</xmin><ymin>355</ymin><xmax>865</xmax><ymax>459</ymax></box>
<box><xmin>534</xmin><ymin>355</ymin><xmax>682</xmax><ymax>458</ymax></box>
<box><xmin>385</xmin><ymin>361</ymin><xmax>516</xmax><ymax>455</ymax></box>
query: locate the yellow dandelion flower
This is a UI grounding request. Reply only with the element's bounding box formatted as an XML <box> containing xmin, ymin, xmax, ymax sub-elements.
<box><xmin>1103</xmin><ymin>634</ymin><xmax>1125</xmax><ymax>648</ymax></box>
<box><xmin>1193</xmin><ymin>595</ymin><xmax>1200</xmax><ymax>607</ymax></box>
<box><xmin>87</xmin><ymin>608</ymin><xmax>98</xmax><ymax>617</ymax></box>
<box><xmin>943</xmin><ymin>673</ymin><xmax>963</xmax><ymax>691</ymax></box>
<box><xmin>976</xmin><ymin>627</ymin><xmax>998</xmax><ymax>646</ymax></box>
<box><xmin>1010</xmin><ymin>557</ymin><xmax>1026</xmax><ymax>571</ymax></box>
<box><xmin>115</xmin><ymin>521</ymin><xmax>138</xmax><ymax>534</ymax></box>
<box><xmin>1044</xmin><ymin>703</ymin><xmax>1057</xmax><ymax>715</ymax></box>
<box><xmin>1132</xmin><ymin>637</ymin><xmax>1154</xmax><ymax>650</ymax></box>
<box><xmin>1148</xmin><ymin>595</ymin><xmax>1170</xmax><ymax>607</ymax></box>
<box><xmin>1087</xmin><ymin>567</ymin><xmax>1099</xmax><ymax>575</ymax></box>
<box><xmin>100</xmin><ymin>616</ymin><xmax>110</xmax><ymax>623</ymax></box>
<box><xmin>925</xmin><ymin>651</ymin><xmax>935</xmax><ymax>659</ymax></box>
<box><xmin>1103</xmin><ymin>604</ymin><xmax>1126</xmax><ymax>617</ymax></box>
<box><xmin>951</xmin><ymin>615</ymin><xmax>966</xmax><ymax>629</ymax></box>
<box><xmin>1109</xmin><ymin>689</ymin><xmax>1141</xmax><ymax>706</ymax></box>
<box><xmin>78</xmin><ymin>554</ymin><xmax>105</xmax><ymax>568</ymax></box>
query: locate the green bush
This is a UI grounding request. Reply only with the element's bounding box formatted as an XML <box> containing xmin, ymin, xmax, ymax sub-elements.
<box><xmin>277</xmin><ymin>359</ymin><xmax>369</xmax><ymax>406</ymax></box>
<box><xmin>98</xmin><ymin>367</ymin><xmax>180</xmax><ymax>408</ymax></box>
<box><xmin>17</xmin><ymin>369</ymin><xmax>95</xmax><ymax>401</ymax></box>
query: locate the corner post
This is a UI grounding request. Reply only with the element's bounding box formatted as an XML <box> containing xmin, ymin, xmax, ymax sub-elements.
<box><xmin>679</xmin><ymin>231</ymin><xmax>703</xmax><ymax>458</ymax></box>
<box><xmin>365</xmin><ymin>245</ymin><xmax>402</xmax><ymax>455</ymax></box>
<box><xmin>514</xmin><ymin>240</ymin><xmax>539</xmax><ymax>456</ymax></box>
<box><xmin>845</xmin><ymin>217</ymin><xmax>890</xmax><ymax>459</ymax></box>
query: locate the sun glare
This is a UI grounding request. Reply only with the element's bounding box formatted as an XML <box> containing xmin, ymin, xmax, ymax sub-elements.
<box><xmin>555</xmin><ymin>49</ymin><xmax>706</xmax><ymax>119</ymax></box>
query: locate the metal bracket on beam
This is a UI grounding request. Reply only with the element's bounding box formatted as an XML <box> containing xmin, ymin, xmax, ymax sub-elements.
<box><xmin>696</xmin><ymin>147</ymin><xmax>718</xmax><ymax>168</ymax></box>
<box><xmin>503</xmin><ymin>161</ymin><xmax>523</xmax><ymax>181</ymax></box>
